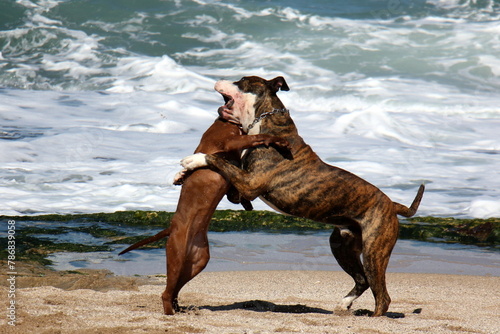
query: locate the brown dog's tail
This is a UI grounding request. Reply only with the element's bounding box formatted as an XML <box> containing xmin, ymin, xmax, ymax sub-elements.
<box><xmin>118</xmin><ymin>227</ymin><xmax>171</xmax><ymax>255</ymax></box>
<box><xmin>393</xmin><ymin>184</ymin><xmax>425</xmax><ymax>218</ymax></box>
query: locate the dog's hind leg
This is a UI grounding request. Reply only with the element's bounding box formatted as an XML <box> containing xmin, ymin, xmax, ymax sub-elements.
<box><xmin>161</xmin><ymin>218</ymin><xmax>211</xmax><ymax>315</ymax></box>
<box><xmin>329</xmin><ymin>223</ymin><xmax>369</xmax><ymax>312</ymax></box>
<box><xmin>161</xmin><ymin>221</ymin><xmax>186</xmax><ymax>315</ymax></box>
<box><xmin>361</xmin><ymin>214</ymin><xmax>399</xmax><ymax>316</ymax></box>
<box><xmin>174</xmin><ymin>229</ymin><xmax>211</xmax><ymax>297</ymax></box>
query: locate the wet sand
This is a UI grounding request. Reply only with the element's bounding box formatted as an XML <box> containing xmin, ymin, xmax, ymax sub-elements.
<box><xmin>1</xmin><ymin>262</ymin><xmax>499</xmax><ymax>333</ymax></box>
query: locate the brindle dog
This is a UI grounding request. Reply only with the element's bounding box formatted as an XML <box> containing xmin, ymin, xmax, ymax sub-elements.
<box><xmin>181</xmin><ymin>76</ymin><xmax>425</xmax><ymax>317</ymax></box>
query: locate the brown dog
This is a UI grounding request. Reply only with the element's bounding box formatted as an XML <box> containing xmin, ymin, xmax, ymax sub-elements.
<box><xmin>119</xmin><ymin>116</ymin><xmax>288</xmax><ymax>315</ymax></box>
<box><xmin>181</xmin><ymin>76</ymin><xmax>425</xmax><ymax>317</ymax></box>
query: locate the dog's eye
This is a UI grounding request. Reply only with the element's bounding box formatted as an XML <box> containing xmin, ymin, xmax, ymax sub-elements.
<box><xmin>234</xmin><ymin>77</ymin><xmax>246</xmax><ymax>86</ymax></box>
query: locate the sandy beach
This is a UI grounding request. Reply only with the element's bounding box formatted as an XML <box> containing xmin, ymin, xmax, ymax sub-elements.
<box><xmin>1</xmin><ymin>262</ymin><xmax>498</xmax><ymax>334</ymax></box>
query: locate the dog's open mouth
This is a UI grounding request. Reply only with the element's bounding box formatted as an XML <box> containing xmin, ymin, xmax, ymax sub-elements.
<box><xmin>220</xmin><ymin>93</ymin><xmax>234</xmax><ymax>110</ymax></box>
<box><xmin>217</xmin><ymin>92</ymin><xmax>239</xmax><ymax>125</ymax></box>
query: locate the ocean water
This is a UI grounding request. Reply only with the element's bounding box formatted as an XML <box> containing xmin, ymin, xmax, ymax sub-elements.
<box><xmin>1</xmin><ymin>0</ymin><xmax>500</xmax><ymax>218</ymax></box>
<box><xmin>48</xmin><ymin>231</ymin><xmax>500</xmax><ymax>276</ymax></box>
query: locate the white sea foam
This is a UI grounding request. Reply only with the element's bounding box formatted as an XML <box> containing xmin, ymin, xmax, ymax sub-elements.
<box><xmin>1</xmin><ymin>81</ymin><xmax>499</xmax><ymax>218</ymax></box>
<box><xmin>106</xmin><ymin>55</ymin><xmax>214</xmax><ymax>93</ymax></box>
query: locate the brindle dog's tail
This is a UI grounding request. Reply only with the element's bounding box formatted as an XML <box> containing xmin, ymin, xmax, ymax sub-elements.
<box><xmin>393</xmin><ymin>184</ymin><xmax>425</xmax><ymax>218</ymax></box>
<box><xmin>118</xmin><ymin>227</ymin><xmax>171</xmax><ymax>255</ymax></box>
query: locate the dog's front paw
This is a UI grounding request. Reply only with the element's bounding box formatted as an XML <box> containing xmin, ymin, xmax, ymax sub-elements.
<box><xmin>181</xmin><ymin>153</ymin><xmax>207</xmax><ymax>170</ymax></box>
<box><xmin>173</xmin><ymin>169</ymin><xmax>187</xmax><ymax>185</ymax></box>
<box><xmin>274</xmin><ymin>137</ymin><xmax>291</xmax><ymax>149</ymax></box>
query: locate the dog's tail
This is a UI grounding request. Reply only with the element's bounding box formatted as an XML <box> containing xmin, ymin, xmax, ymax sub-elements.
<box><xmin>118</xmin><ymin>227</ymin><xmax>171</xmax><ymax>255</ymax></box>
<box><xmin>393</xmin><ymin>184</ymin><xmax>425</xmax><ymax>218</ymax></box>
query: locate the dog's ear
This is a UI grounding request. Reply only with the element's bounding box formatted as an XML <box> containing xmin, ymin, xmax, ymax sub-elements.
<box><xmin>269</xmin><ymin>76</ymin><xmax>289</xmax><ymax>92</ymax></box>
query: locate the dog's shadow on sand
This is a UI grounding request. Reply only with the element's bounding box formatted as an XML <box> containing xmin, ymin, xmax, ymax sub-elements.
<box><xmin>199</xmin><ymin>299</ymin><xmax>332</xmax><ymax>314</ymax></box>
<box><xmin>196</xmin><ymin>300</ymin><xmax>406</xmax><ymax>318</ymax></box>
<box><xmin>193</xmin><ymin>300</ymin><xmax>408</xmax><ymax>319</ymax></box>
<box><xmin>352</xmin><ymin>309</ymin><xmax>406</xmax><ymax>319</ymax></box>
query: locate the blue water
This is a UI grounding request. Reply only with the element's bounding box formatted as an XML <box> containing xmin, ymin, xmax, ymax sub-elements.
<box><xmin>47</xmin><ymin>231</ymin><xmax>500</xmax><ymax>276</ymax></box>
<box><xmin>0</xmin><ymin>0</ymin><xmax>499</xmax><ymax>218</ymax></box>
<box><xmin>2</xmin><ymin>0</ymin><xmax>499</xmax><ymax>92</ymax></box>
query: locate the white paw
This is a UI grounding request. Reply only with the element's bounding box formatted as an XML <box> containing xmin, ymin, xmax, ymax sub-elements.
<box><xmin>181</xmin><ymin>153</ymin><xmax>207</xmax><ymax>170</ymax></box>
<box><xmin>339</xmin><ymin>296</ymin><xmax>357</xmax><ymax>310</ymax></box>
